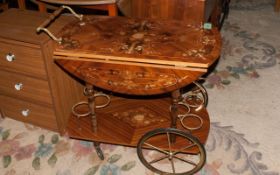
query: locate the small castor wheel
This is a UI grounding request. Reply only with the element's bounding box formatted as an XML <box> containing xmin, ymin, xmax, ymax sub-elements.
<box><xmin>137</xmin><ymin>128</ymin><xmax>206</xmax><ymax>175</ymax></box>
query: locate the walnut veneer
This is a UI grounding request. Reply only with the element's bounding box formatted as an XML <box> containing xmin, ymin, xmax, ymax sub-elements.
<box><xmin>121</xmin><ymin>0</ymin><xmax>227</xmax><ymax>27</ymax></box>
<box><xmin>52</xmin><ymin>9</ymin><xmax>221</xmax><ymax>147</ymax></box>
<box><xmin>0</xmin><ymin>9</ymin><xmax>84</xmax><ymax>133</ymax></box>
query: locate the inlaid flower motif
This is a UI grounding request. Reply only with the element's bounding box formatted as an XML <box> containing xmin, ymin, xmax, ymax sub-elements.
<box><xmin>35</xmin><ymin>143</ymin><xmax>53</xmax><ymax>158</ymax></box>
<box><xmin>72</xmin><ymin>140</ymin><xmax>93</xmax><ymax>158</ymax></box>
<box><xmin>14</xmin><ymin>144</ymin><xmax>36</xmax><ymax>161</ymax></box>
<box><xmin>0</xmin><ymin>140</ymin><xmax>20</xmax><ymax>157</ymax></box>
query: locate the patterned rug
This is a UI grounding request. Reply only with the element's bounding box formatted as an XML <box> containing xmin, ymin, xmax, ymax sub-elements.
<box><xmin>1</xmin><ymin>2</ymin><xmax>280</xmax><ymax>175</ymax></box>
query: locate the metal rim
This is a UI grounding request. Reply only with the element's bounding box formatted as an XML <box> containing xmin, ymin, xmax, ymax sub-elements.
<box><xmin>72</xmin><ymin>101</ymin><xmax>91</xmax><ymax>118</ymax></box>
<box><xmin>192</xmin><ymin>81</ymin><xmax>208</xmax><ymax>108</ymax></box>
<box><xmin>137</xmin><ymin>128</ymin><xmax>206</xmax><ymax>175</ymax></box>
<box><xmin>94</xmin><ymin>92</ymin><xmax>111</xmax><ymax>109</ymax></box>
<box><xmin>178</xmin><ymin>113</ymin><xmax>203</xmax><ymax>131</ymax></box>
<box><xmin>83</xmin><ymin>88</ymin><xmax>111</xmax><ymax>109</ymax></box>
<box><xmin>183</xmin><ymin>81</ymin><xmax>208</xmax><ymax>111</ymax></box>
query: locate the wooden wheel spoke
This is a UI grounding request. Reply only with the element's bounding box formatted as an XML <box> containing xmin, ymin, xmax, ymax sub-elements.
<box><xmin>166</xmin><ymin>132</ymin><xmax>172</xmax><ymax>152</ymax></box>
<box><xmin>148</xmin><ymin>155</ymin><xmax>169</xmax><ymax>164</ymax></box>
<box><xmin>143</xmin><ymin>142</ymin><xmax>169</xmax><ymax>155</ymax></box>
<box><xmin>173</xmin><ymin>143</ymin><xmax>197</xmax><ymax>155</ymax></box>
<box><xmin>173</xmin><ymin>155</ymin><xmax>198</xmax><ymax>167</ymax></box>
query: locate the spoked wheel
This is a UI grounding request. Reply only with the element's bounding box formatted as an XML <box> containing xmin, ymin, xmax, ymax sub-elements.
<box><xmin>94</xmin><ymin>142</ymin><xmax>104</xmax><ymax>160</ymax></box>
<box><xmin>137</xmin><ymin>128</ymin><xmax>206</xmax><ymax>175</ymax></box>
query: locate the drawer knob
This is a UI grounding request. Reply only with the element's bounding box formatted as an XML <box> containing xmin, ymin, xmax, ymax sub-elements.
<box><xmin>21</xmin><ymin>109</ymin><xmax>30</xmax><ymax>117</ymax></box>
<box><xmin>6</xmin><ymin>53</ymin><xmax>16</xmax><ymax>62</ymax></box>
<box><xmin>14</xmin><ymin>83</ymin><xmax>23</xmax><ymax>91</ymax></box>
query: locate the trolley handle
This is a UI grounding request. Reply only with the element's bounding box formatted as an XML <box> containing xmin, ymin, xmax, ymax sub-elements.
<box><xmin>36</xmin><ymin>5</ymin><xmax>83</xmax><ymax>44</ymax></box>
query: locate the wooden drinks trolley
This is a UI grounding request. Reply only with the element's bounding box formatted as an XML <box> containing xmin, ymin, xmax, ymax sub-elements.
<box><xmin>37</xmin><ymin>6</ymin><xmax>221</xmax><ymax>175</ymax></box>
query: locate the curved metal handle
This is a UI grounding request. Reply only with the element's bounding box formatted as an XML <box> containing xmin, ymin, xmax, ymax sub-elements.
<box><xmin>36</xmin><ymin>5</ymin><xmax>83</xmax><ymax>44</ymax></box>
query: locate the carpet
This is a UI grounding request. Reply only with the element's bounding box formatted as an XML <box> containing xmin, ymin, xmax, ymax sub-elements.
<box><xmin>1</xmin><ymin>2</ymin><xmax>280</xmax><ymax>175</ymax></box>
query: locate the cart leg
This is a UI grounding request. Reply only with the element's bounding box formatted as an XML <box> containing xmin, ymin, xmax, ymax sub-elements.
<box><xmin>85</xmin><ymin>84</ymin><xmax>98</xmax><ymax>133</ymax></box>
<box><xmin>93</xmin><ymin>142</ymin><xmax>104</xmax><ymax>160</ymax></box>
<box><xmin>170</xmin><ymin>90</ymin><xmax>181</xmax><ymax>143</ymax></box>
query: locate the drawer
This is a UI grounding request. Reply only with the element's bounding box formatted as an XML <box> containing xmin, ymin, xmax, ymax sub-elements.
<box><xmin>0</xmin><ymin>95</ymin><xmax>58</xmax><ymax>131</ymax></box>
<box><xmin>0</xmin><ymin>70</ymin><xmax>53</xmax><ymax>105</ymax></box>
<box><xmin>0</xmin><ymin>40</ymin><xmax>47</xmax><ymax>79</ymax></box>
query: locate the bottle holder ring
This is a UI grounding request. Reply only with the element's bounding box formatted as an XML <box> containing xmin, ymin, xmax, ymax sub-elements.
<box><xmin>72</xmin><ymin>93</ymin><xmax>111</xmax><ymax>118</ymax></box>
<box><xmin>184</xmin><ymin>94</ymin><xmax>204</xmax><ymax>110</ymax></box>
<box><xmin>72</xmin><ymin>101</ymin><xmax>91</xmax><ymax>118</ymax></box>
<box><xmin>93</xmin><ymin>92</ymin><xmax>111</xmax><ymax>109</ymax></box>
<box><xmin>178</xmin><ymin>113</ymin><xmax>203</xmax><ymax>131</ymax></box>
<box><xmin>169</xmin><ymin>101</ymin><xmax>191</xmax><ymax>115</ymax></box>
<box><xmin>183</xmin><ymin>81</ymin><xmax>208</xmax><ymax>111</ymax></box>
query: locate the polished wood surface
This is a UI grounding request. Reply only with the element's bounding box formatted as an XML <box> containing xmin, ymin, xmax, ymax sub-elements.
<box><xmin>54</xmin><ymin>16</ymin><xmax>221</xmax><ymax>95</ymax></box>
<box><xmin>119</xmin><ymin>0</ymin><xmax>220</xmax><ymax>26</ymax></box>
<box><xmin>40</xmin><ymin>0</ymin><xmax>116</xmax><ymax>5</ymax></box>
<box><xmin>49</xmin><ymin>6</ymin><xmax>221</xmax><ymax>147</ymax></box>
<box><xmin>42</xmin><ymin>40</ymin><xmax>85</xmax><ymax>134</ymax></box>
<box><xmin>0</xmin><ymin>95</ymin><xmax>57</xmax><ymax>131</ymax></box>
<box><xmin>67</xmin><ymin>96</ymin><xmax>210</xmax><ymax>147</ymax></box>
<box><xmin>0</xmin><ymin>70</ymin><xmax>53</xmax><ymax>106</ymax></box>
<box><xmin>55</xmin><ymin>17</ymin><xmax>221</xmax><ymax>66</ymax></box>
<box><xmin>276</xmin><ymin>0</ymin><xmax>280</xmax><ymax>12</ymax></box>
<box><xmin>0</xmin><ymin>9</ymin><xmax>75</xmax><ymax>44</ymax></box>
<box><xmin>130</xmin><ymin>0</ymin><xmax>206</xmax><ymax>24</ymax></box>
<box><xmin>17</xmin><ymin>0</ymin><xmax>118</xmax><ymax>16</ymax></box>
<box><xmin>56</xmin><ymin>59</ymin><xmax>202</xmax><ymax>95</ymax></box>
<box><xmin>0</xmin><ymin>9</ymin><xmax>84</xmax><ymax>134</ymax></box>
<box><xmin>0</xmin><ymin>38</ymin><xmax>47</xmax><ymax>79</ymax></box>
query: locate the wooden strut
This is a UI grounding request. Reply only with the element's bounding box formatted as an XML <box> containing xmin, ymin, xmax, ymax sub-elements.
<box><xmin>170</xmin><ymin>89</ymin><xmax>181</xmax><ymax>143</ymax></box>
<box><xmin>84</xmin><ymin>84</ymin><xmax>97</xmax><ymax>133</ymax></box>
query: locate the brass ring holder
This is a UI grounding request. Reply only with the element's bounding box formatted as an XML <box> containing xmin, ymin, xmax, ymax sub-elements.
<box><xmin>184</xmin><ymin>94</ymin><xmax>204</xmax><ymax>111</ymax></box>
<box><xmin>72</xmin><ymin>92</ymin><xmax>111</xmax><ymax>118</ymax></box>
<box><xmin>177</xmin><ymin>113</ymin><xmax>203</xmax><ymax>131</ymax></box>
<box><xmin>183</xmin><ymin>81</ymin><xmax>208</xmax><ymax>111</ymax></box>
<box><xmin>177</xmin><ymin>101</ymin><xmax>191</xmax><ymax>114</ymax></box>
<box><xmin>71</xmin><ymin>101</ymin><xmax>91</xmax><ymax>118</ymax></box>
<box><xmin>169</xmin><ymin>101</ymin><xmax>203</xmax><ymax>131</ymax></box>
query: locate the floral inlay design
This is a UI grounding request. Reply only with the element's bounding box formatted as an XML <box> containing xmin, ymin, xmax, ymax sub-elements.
<box><xmin>80</xmin><ymin>67</ymin><xmax>178</xmax><ymax>90</ymax></box>
<box><xmin>112</xmin><ymin>107</ymin><xmax>168</xmax><ymax>128</ymax></box>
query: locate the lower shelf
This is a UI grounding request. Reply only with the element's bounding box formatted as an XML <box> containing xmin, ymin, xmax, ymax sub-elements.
<box><xmin>66</xmin><ymin>95</ymin><xmax>210</xmax><ymax>149</ymax></box>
